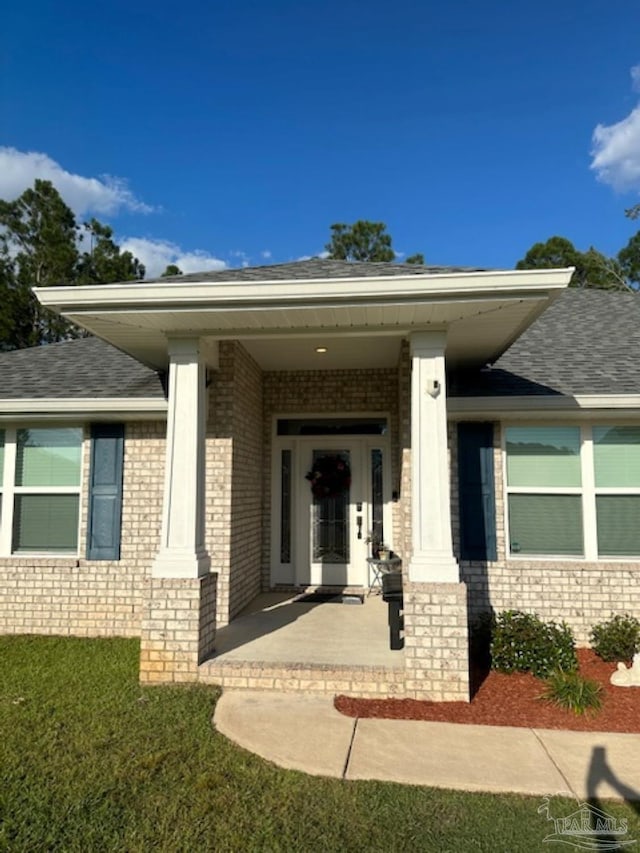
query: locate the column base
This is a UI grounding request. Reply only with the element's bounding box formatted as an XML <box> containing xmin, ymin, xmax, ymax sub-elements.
<box><xmin>408</xmin><ymin>551</ymin><xmax>460</xmax><ymax>583</ymax></box>
<box><xmin>403</xmin><ymin>580</ymin><xmax>470</xmax><ymax>702</ymax></box>
<box><xmin>151</xmin><ymin>548</ymin><xmax>211</xmax><ymax>579</ymax></box>
<box><xmin>139</xmin><ymin>574</ymin><xmax>217</xmax><ymax>684</ymax></box>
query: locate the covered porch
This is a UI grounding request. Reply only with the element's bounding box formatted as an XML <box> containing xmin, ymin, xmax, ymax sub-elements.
<box><xmin>37</xmin><ymin>260</ymin><xmax>574</xmax><ymax>700</ymax></box>
<box><xmin>198</xmin><ymin>592</ymin><xmax>406</xmax><ymax>697</ymax></box>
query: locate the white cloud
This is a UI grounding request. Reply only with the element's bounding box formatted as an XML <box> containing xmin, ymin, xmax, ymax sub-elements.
<box><xmin>229</xmin><ymin>250</ymin><xmax>250</xmax><ymax>268</ymax></box>
<box><xmin>591</xmin><ymin>106</ymin><xmax>640</xmax><ymax>191</ymax></box>
<box><xmin>591</xmin><ymin>66</ymin><xmax>640</xmax><ymax>193</ymax></box>
<box><xmin>261</xmin><ymin>250</ymin><xmax>272</xmax><ymax>259</ymax></box>
<box><xmin>117</xmin><ymin>236</ymin><xmax>227</xmax><ymax>279</ymax></box>
<box><xmin>0</xmin><ymin>147</ymin><xmax>154</xmax><ymax>216</ymax></box>
<box><xmin>295</xmin><ymin>250</ymin><xmax>329</xmax><ymax>261</ymax></box>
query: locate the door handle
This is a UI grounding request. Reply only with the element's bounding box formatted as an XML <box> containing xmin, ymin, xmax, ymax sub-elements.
<box><xmin>356</xmin><ymin>515</ymin><xmax>363</xmax><ymax>539</ymax></box>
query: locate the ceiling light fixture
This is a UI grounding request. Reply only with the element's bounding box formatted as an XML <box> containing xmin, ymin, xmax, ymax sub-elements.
<box><xmin>315</xmin><ymin>346</ymin><xmax>327</xmax><ymax>353</ymax></box>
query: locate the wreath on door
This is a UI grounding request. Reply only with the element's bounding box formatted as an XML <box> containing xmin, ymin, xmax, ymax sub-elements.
<box><xmin>305</xmin><ymin>454</ymin><xmax>351</xmax><ymax>499</ymax></box>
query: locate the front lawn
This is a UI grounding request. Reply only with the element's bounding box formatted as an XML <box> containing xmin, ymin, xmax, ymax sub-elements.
<box><xmin>1</xmin><ymin>636</ymin><xmax>638</xmax><ymax>852</ymax></box>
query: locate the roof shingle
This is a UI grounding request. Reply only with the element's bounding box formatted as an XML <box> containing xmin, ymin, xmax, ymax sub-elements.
<box><xmin>449</xmin><ymin>288</ymin><xmax>640</xmax><ymax>397</ymax></box>
<box><xmin>0</xmin><ymin>337</ymin><xmax>165</xmax><ymax>399</ymax></box>
<box><xmin>156</xmin><ymin>258</ymin><xmax>486</xmax><ymax>284</ymax></box>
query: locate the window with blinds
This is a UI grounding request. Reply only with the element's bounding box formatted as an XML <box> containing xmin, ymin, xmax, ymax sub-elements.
<box><xmin>506</xmin><ymin>426</ymin><xmax>583</xmax><ymax>556</ymax></box>
<box><xmin>10</xmin><ymin>428</ymin><xmax>82</xmax><ymax>554</ymax></box>
<box><xmin>594</xmin><ymin>426</ymin><xmax>640</xmax><ymax>557</ymax></box>
<box><xmin>506</xmin><ymin>425</ymin><xmax>640</xmax><ymax>559</ymax></box>
<box><xmin>0</xmin><ymin>429</ymin><xmax>4</xmax><ymax>525</ymax></box>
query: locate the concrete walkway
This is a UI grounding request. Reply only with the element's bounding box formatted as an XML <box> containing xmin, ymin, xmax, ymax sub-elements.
<box><xmin>214</xmin><ymin>690</ymin><xmax>640</xmax><ymax>802</ymax></box>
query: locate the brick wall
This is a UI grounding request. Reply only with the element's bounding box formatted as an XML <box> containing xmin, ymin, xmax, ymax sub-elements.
<box><xmin>228</xmin><ymin>344</ymin><xmax>263</xmax><ymax>619</ymax></box>
<box><xmin>450</xmin><ymin>420</ymin><xmax>640</xmax><ymax>643</ymax></box>
<box><xmin>207</xmin><ymin>342</ymin><xmax>263</xmax><ymax>626</ymax></box>
<box><xmin>0</xmin><ymin>420</ymin><xmax>165</xmax><ymax>637</ymax></box>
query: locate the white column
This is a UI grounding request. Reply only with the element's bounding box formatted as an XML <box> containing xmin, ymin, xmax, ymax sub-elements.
<box><xmin>152</xmin><ymin>337</ymin><xmax>211</xmax><ymax>579</ymax></box>
<box><xmin>408</xmin><ymin>331</ymin><xmax>459</xmax><ymax>583</ymax></box>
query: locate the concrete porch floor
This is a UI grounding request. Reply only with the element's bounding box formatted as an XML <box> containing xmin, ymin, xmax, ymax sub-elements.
<box><xmin>208</xmin><ymin>592</ymin><xmax>404</xmax><ymax>668</ymax></box>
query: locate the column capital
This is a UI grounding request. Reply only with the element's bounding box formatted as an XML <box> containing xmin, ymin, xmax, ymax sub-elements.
<box><xmin>409</xmin><ymin>329</ymin><xmax>447</xmax><ymax>356</ymax></box>
<box><xmin>166</xmin><ymin>336</ymin><xmax>203</xmax><ymax>359</ymax></box>
<box><xmin>166</xmin><ymin>336</ymin><xmax>219</xmax><ymax>369</ymax></box>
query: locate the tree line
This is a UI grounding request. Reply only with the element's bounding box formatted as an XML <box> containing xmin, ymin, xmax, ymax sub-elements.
<box><xmin>0</xmin><ymin>180</ymin><xmax>183</xmax><ymax>350</ymax></box>
<box><xmin>1</xmin><ymin>180</ymin><xmax>638</xmax><ymax>352</ymax></box>
<box><xmin>327</xmin><ymin>219</ymin><xmax>640</xmax><ymax>292</ymax></box>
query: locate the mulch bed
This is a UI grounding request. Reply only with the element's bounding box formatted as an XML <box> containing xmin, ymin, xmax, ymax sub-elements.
<box><xmin>335</xmin><ymin>649</ymin><xmax>640</xmax><ymax>732</ymax></box>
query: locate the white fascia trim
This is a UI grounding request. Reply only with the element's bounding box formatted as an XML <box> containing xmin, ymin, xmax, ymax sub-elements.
<box><xmin>448</xmin><ymin>394</ymin><xmax>640</xmax><ymax>418</ymax></box>
<box><xmin>0</xmin><ymin>397</ymin><xmax>167</xmax><ymax>420</ymax></box>
<box><xmin>34</xmin><ymin>267</ymin><xmax>575</xmax><ymax>312</ymax></box>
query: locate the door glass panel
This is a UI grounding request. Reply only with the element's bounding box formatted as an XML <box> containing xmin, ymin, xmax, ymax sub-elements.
<box><xmin>311</xmin><ymin>450</ymin><xmax>350</xmax><ymax>564</ymax></box>
<box><xmin>371</xmin><ymin>448</ymin><xmax>384</xmax><ymax>552</ymax></box>
<box><xmin>280</xmin><ymin>449</ymin><xmax>291</xmax><ymax>563</ymax></box>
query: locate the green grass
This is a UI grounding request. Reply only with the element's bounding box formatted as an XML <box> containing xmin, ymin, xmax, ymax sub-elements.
<box><xmin>1</xmin><ymin>637</ymin><xmax>639</xmax><ymax>853</ymax></box>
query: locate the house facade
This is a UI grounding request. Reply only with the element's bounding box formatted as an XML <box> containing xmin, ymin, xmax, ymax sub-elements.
<box><xmin>1</xmin><ymin>259</ymin><xmax>639</xmax><ymax>701</ymax></box>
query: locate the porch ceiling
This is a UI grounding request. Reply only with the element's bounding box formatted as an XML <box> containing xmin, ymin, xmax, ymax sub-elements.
<box><xmin>35</xmin><ymin>267</ymin><xmax>574</xmax><ymax>371</ymax></box>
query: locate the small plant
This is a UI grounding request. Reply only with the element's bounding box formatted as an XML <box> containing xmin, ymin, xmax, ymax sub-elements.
<box><xmin>541</xmin><ymin>670</ymin><xmax>603</xmax><ymax>715</ymax></box>
<box><xmin>590</xmin><ymin>614</ymin><xmax>640</xmax><ymax>662</ymax></box>
<box><xmin>490</xmin><ymin>610</ymin><xmax>577</xmax><ymax>679</ymax></box>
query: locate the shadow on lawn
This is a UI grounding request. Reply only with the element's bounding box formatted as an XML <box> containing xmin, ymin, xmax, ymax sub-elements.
<box><xmin>587</xmin><ymin>745</ymin><xmax>640</xmax><ymax>808</ymax></box>
<box><xmin>584</xmin><ymin>746</ymin><xmax>640</xmax><ymax>849</ymax></box>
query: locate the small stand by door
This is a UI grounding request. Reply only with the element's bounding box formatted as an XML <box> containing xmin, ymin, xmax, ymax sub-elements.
<box><xmin>366</xmin><ymin>555</ymin><xmax>402</xmax><ymax>596</ymax></box>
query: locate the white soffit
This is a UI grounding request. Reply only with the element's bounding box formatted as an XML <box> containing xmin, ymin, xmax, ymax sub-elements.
<box><xmin>35</xmin><ymin>268</ymin><xmax>574</xmax><ymax>370</ymax></box>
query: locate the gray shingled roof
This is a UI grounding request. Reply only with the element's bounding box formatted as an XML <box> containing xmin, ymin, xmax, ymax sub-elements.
<box><xmin>156</xmin><ymin>258</ymin><xmax>485</xmax><ymax>283</ymax></box>
<box><xmin>449</xmin><ymin>288</ymin><xmax>640</xmax><ymax>397</ymax></box>
<box><xmin>0</xmin><ymin>337</ymin><xmax>165</xmax><ymax>399</ymax></box>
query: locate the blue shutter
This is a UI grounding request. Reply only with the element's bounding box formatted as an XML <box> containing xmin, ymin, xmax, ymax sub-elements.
<box><xmin>86</xmin><ymin>424</ymin><xmax>124</xmax><ymax>560</ymax></box>
<box><xmin>457</xmin><ymin>422</ymin><xmax>497</xmax><ymax>561</ymax></box>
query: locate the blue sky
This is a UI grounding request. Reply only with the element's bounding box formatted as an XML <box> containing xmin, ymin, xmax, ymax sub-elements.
<box><xmin>3</xmin><ymin>0</ymin><xmax>640</xmax><ymax>277</ymax></box>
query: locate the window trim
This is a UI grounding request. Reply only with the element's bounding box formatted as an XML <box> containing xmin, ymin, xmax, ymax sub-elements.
<box><xmin>503</xmin><ymin>422</ymin><xmax>640</xmax><ymax>562</ymax></box>
<box><xmin>0</xmin><ymin>424</ymin><xmax>83</xmax><ymax>557</ymax></box>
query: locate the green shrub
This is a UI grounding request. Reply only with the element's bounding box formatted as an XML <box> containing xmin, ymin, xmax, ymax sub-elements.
<box><xmin>590</xmin><ymin>614</ymin><xmax>640</xmax><ymax>662</ymax></box>
<box><xmin>490</xmin><ymin>610</ymin><xmax>577</xmax><ymax>679</ymax></box>
<box><xmin>541</xmin><ymin>670</ymin><xmax>603</xmax><ymax>715</ymax></box>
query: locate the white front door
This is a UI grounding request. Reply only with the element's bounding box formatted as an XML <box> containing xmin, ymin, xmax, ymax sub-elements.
<box><xmin>271</xmin><ymin>427</ymin><xmax>391</xmax><ymax>589</ymax></box>
<box><xmin>304</xmin><ymin>443</ymin><xmax>363</xmax><ymax>587</ymax></box>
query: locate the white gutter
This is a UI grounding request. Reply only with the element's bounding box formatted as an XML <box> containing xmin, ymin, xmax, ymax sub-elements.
<box><xmin>448</xmin><ymin>394</ymin><xmax>640</xmax><ymax>418</ymax></box>
<box><xmin>0</xmin><ymin>397</ymin><xmax>167</xmax><ymax>421</ymax></box>
<box><xmin>35</xmin><ymin>268</ymin><xmax>575</xmax><ymax>311</ymax></box>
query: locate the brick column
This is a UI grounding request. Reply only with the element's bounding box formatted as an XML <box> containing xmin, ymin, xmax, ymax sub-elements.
<box><xmin>140</xmin><ymin>575</ymin><xmax>217</xmax><ymax>683</ymax></box>
<box><xmin>403</xmin><ymin>581</ymin><xmax>469</xmax><ymax>701</ymax></box>
<box><xmin>402</xmin><ymin>332</ymin><xmax>469</xmax><ymax>701</ymax></box>
<box><xmin>140</xmin><ymin>338</ymin><xmax>217</xmax><ymax>683</ymax></box>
